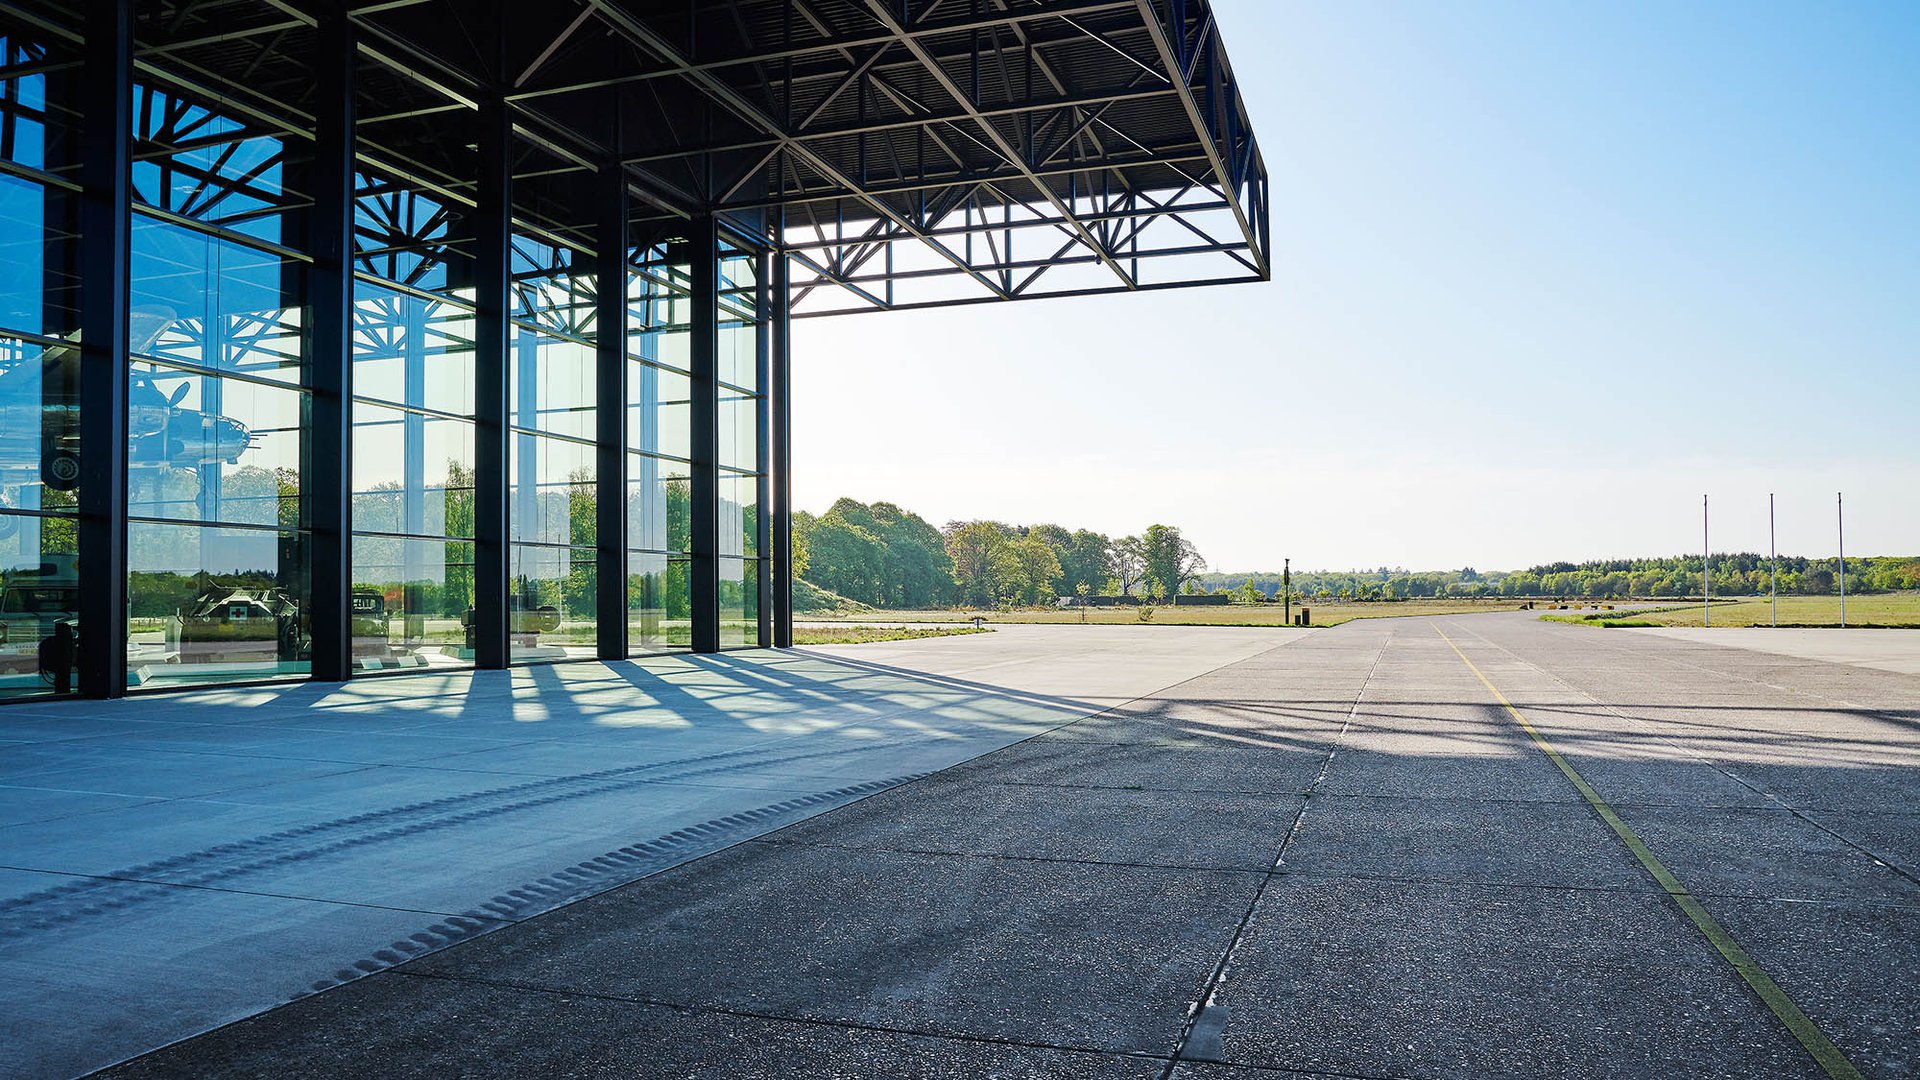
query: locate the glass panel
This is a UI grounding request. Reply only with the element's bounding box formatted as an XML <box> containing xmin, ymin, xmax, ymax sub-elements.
<box><xmin>124</xmin><ymin>362</ymin><xmax>302</xmax><ymax>527</ymax></box>
<box><xmin>130</xmin><ymin>214</ymin><xmax>304</xmax><ymax>384</ymax></box>
<box><xmin>0</xmin><ymin>511</ymin><xmax>77</xmax><ymax>698</ymax></box>
<box><xmin>717</xmin><ymin>245</ymin><xmax>758</xmax><ymax>391</ymax></box>
<box><xmin>0</xmin><ymin>333</ymin><xmax>80</xmax><ymax>504</ymax></box>
<box><xmin>126</xmin><ymin>521</ymin><xmax>308</xmax><ymax>688</ymax></box>
<box><xmin>627</xmin><ymin>454</ymin><xmax>689</xmax><ymax>554</ymax></box>
<box><xmin>510</xmin><ymin>433</ymin><xmax>594</xmax><ymax>547</ymax></box>
<box><xmin>354</xmin><ymin>167</ymin><xmax>471</xmax><ymax>296</ymax></box>
<box><xmin>508</xmin><ymin>545</ymin><xmax>596</xmax><ymax>663</ymax></box>
<box><xmin>718</xmin><ymin>389</ymin><xmax>758</xmax><ymax>471</ymax></box>
<box><xmin>511</xmin><ymin>330</ymin><xmax>593</xmax><ymax>440</ymax></box>
<box><xmin>510</xmin><ymin>234</ymin><xmax>593</xmax><ymax>339</ymax></box>
<box><xmin>0</xmin><ymin>172</ymin><xmax>77</xmax><ymax>339</ymax></box>
<box><xmin>350</xmin><ymin>534</ymin><xmax>473</xmax><ymax>669</ymax></box>
<box><xmin>351</xmin><ymin>401</ymin><xmax>474</xmax><ymax>538</ymax></box>
<box><xmin>628</xmin><ymin>551</ymin><xmax>690</xmax><ymax>652</ymax></box>
<box><xmin>718</xmin><ymin>556</ymin><xmax>758</xmax><ymax>648</ymax></box>
<box><xmin>0</xmin><ymin>27</ymin><xmax>80</xmax><ymax>177</ymax></box>
<box><xmin>719</xmin><ymin>471</ymin><xmax>758</xmax><ymax>559</ymax></box>
<box><xmin>132</xmin><ymin>85</ymin><xmax>300</xmax><ymax>242</ymax></box>
<box><xmin>627</xmin><ymin>362</ymin><xmax>689</xmax><ymax>460</ymax></box>
<box><xmin>353</xmin><ymin>282</ymin><xmax>476</xmax><ymax>416</ymax></box>
<box><xmin>628</xmin><ymin>240</ymin><xmax>690</xmax><ymax>373</ymax></box>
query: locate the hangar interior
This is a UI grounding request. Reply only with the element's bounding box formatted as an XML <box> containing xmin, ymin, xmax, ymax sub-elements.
<box><xmin>0</xmin><ymin>0</ymin><xmax>1265</xmax><ymax>700</ymax></box>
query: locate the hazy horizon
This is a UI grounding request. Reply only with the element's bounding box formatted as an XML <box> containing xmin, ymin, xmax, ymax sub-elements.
<box><xmin>791</xmin><ymin>1</ymin><xmax>1919</xmax><ymax>571</ymax></box>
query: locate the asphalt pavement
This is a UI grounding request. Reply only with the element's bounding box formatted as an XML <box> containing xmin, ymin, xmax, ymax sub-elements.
<box><xmin>79</xmin><ymin>614</ymin><xmax>1920</xmax><ymax>1078</ymax></box>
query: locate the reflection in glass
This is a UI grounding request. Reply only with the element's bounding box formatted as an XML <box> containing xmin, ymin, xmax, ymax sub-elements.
<box><xmin>627</xmin><ymin>456</ymin><xmax>690</xmax><ymax>555</ymax></box>
<box><xmin>718</xmin><ymin>556</ymin><xmax>758</xmax><ymax>649</ymax></box>
<box><xmin>352</xmin><ymin>402</ymin><xmax>474</xmax><ymax>538</ymax></box>
<box><xmin>508</xmin><ymin>545</ymin><xmax>596</xmax><ymax>662</ymax></box>
<box><xmin>511</xmin><ymin>432</ymin><xmax>594</xmax><ymax>548</ymax></box>
<box><xmin>124</xmin><ymin>362</ymin><xmax>302</xmax><ymax>526</ymax></box>
<box><xmin>0</xmin><ymin>511</ymin><xmax>77</xmax><ymax>697</ymax></box>
<box><xmin>350</xmin><ymin>535</ymin><xmax>473</xmax><ymax>670</ymax></box>
<box><xmin>353</xmin><ymin>283</ymin><xmax>476</xmax><ymax>416</ymax></box>
<box><xmin>719</xmin><ymin>472</ymin><xmax>759</xmax><ymax>559</ymax></box>
<box><xmin>628</xmin><ymin>551</ymin><xmax>690</xmax><ymax>652</ymax></box>
<box><xmin>126</xmin><ymin>521</ymin><xmax>309</xmax><ymax>687</ymax></box>
<box><xmin>131</xmin><ymin>215</ymin><xmax>303</xmax><ymax>383</ymax></box>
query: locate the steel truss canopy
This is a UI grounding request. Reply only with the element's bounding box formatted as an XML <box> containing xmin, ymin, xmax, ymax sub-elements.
<box><xmin>78</xmin><ymin>0</ymin><xmax>1267</xmax><ymax>317</ymax></box>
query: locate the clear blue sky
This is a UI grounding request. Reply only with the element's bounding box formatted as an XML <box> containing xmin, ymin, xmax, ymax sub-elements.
<box><xmin>792</xmin><ymin>0</ymin><xmax>1920</xmax><ymax>572</ymax></box>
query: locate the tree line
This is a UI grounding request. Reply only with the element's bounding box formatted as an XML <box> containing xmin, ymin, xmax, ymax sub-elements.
<box><xmin>793</xmin><ymin>498</ymin><xmax>1208</xmax><ymax>608</ymax></box>
<box><xmin>1200</xmin><ymin>554</ymin><xmax>1920</xmax><ymax>602</ymax></box>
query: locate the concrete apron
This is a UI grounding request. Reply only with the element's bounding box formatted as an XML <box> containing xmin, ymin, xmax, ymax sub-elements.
<box><xmin>0</xmin><ymin>625</ymin><xmax>1306</xmax><ymax>1079</ymax></box>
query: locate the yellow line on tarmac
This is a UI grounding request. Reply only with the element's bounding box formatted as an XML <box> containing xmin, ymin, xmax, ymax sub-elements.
<box><xmin>1433</xmin><ymin>625</ymin><xmax>1865</xmax><ymax>1080</ymax></box>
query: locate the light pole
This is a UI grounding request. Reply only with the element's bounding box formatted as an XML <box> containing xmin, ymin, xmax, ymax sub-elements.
<box><xmin>1769</xmin><ymin>493</ymin><xmax>1777</xmax><ymax>628</ymax></box>
<box><xmin>1703</xmin><ymin>494</ymin><xmax>1710</xmax><ymax>627</ymax></box>
<box><xmin>1838</xmin><ymin>492</ymin><xmax>1846</xmax><ymax>628</ymax></box>
<box><xmin>1283</xmin><ymin>557</ymin><xmax>1291</xmax><ymax>626</ymax></box>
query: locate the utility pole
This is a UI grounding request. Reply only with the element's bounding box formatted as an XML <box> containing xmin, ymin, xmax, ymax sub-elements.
<box><xmin>1838</xmin><ymin>492</ymin><xmax>1846</xmax><ymax>628</ymax></box>
<box><xmin>1703</xmin><ymin>494</ymin><xmax>1710</xmax><ymax>627</ymax></box>
<box><xmin>1769</xmin><ymin>493</ymin><xmax>1777</xmax><ymax>628</ymax></box>
<box><xmin>1283</xmin><ymin>558</ymin><xmax>1291</xmax><ymax>626</ymax></box>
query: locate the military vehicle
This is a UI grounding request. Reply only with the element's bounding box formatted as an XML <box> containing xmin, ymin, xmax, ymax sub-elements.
<box><xmin>172</xmin><ymin>585</ymin><xmax>307</xmax><ymax>665</ymax></box>
<box><xmin>0</xmin><ymin>554</ymin><xmax>79</xmax><ymax>686</ymax></box>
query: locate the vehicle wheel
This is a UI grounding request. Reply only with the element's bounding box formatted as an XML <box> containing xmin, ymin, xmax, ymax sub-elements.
<box><xmin>42</xmin><ymin>449</ymin><xmax>81</xmax><ymax>491</ymax></box>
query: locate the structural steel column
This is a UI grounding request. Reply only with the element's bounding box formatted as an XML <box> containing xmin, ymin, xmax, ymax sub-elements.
<box><xmin>689</xmin><ymin>216</ymin><xmax>718</xmax><ymax>654</ymax></box>
<box><xmin>471</xmin><ymin>68</ymin><xmax>511</xmax><ymax>669</ymax></box>
<box><xmin>77</xmin><ymin>0</ymin><xmax>132</xmax><ymax>698</ymax></box>
<box><xmin>769</xmin><ymin>250</ymin><xmax>793</xmax><ymax>648</ymax></box>
<box><xmin>306</xmin><ymin>4</ymin><xmax>356</xmax><ymax>682</ymax></box>
<box><xmin>594</xmin><ymin>167</ymin><xmax>628</xmax><ymax>660</ymax></box>
<box><xmin>752</xmin><ymin>248</ymin><xmax>771</xmax><ymax>647</ymax></box>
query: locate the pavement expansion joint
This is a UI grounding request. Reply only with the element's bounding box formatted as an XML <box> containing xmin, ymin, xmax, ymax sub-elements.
<box><xmin>1159</xmin><ymin>630</ymin><xmax>1393</xmax><ymax>1079</ymax></box>
<box><xmin>1445</xmin><ymin>622</ymin><xmax>1920</xmax><ymax>894</ymax></box>
<box><xmin>1434</xmin><ymin>624</ymin><xmax>1870</xmax><ymax>1080</ymax></box>
<box><xmin>741</xmin><ymin>835</ymin><xmax>1278</xmax><ymax>876</ymax></box>
<box><xmin>387</xmin><ymin>968</ymin><xmax>1183</xmax><ymax>1066</ymax></box>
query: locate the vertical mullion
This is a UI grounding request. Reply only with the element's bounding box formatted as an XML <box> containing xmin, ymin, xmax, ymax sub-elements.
<box><xmin>594</xmin><ymin>167</ymin><xmax>628</xmax><ymax>660</ymax></box>
<box><xmin>77</xmin><ymin>0</ymin><xmax>132</xmax><ymax>698</ymax></box>
<box><xmin>471</xmin><ymin>57</ymin><xmax>511</xmax><ymax>669</ymax></box>
<box><xmin>307</xmin><ymin>2</ymin><xmax>355</xmax><ymax>681</ymax></box>
<box><xmin>769</xmin><ymin>249</ymin><xmax>792</xmax><ymax>649</ymax></box>
<box><xmin>689</xmin><ymin>215</ymin><xmax>718</xmax><ymax>654</ymax></box>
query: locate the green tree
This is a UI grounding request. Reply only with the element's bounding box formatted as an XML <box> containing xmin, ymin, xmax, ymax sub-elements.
<box><xmin>945</xmin><ymin>521</ymin><xmax>1020</xmax><ymax>606</ymax></box>
<box><xmin>1111</xmin><ymin>535</ymin><xmax>1145</xmax><ymax>597</ymax></box>
<box><xmin>1141</xmin><ymin>524</ymin><xmax>1206</xmax><ymax>598</ymax></box>
<box><xmin>1010</xmin><ymin>534</ymin><xmax>1064</xmax><ymax>605</ymax></box>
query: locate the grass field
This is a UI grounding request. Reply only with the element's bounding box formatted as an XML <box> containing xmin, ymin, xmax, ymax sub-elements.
<box><xmin>806</xmin><ymin>599</ymin><xmax>1534</xmax><ymax>629</ymax></box>
<box><xmin>1544</xmin><ymin>593</ymin><xmax>1920</xmax><ymax>629</ymax></box>
<box><xmin>791</xmin><ymin>625</ymin><xmax>993</xmax><ymax>645</ymax></box>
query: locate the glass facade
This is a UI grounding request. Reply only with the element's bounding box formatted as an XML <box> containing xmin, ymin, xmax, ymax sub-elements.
<box><xmin>627</xmin><ymin>240</ymin><xmax>693</xmax><ymax>652</ymax></box>
<box><xmin>0</xmin><ymin>9</ymin><xmax>778</xmax><ymax>702</ymax></box>
<box><xmin>122</xmin><ymin>78</ymin><xmax>312</xmax><ymax>690</ymax></box>
<box><xmin>348</xmin><ymin>166</ymin><xmax>478</xmax><ymax>673</ymax></box>
<box><xmin>716</xmin><ymin>239</ymin><xmax>768</xmax><ymax>649</ymax></box>
<box><xmin>0</xmin><ymin>23</ymin><xmax>79</xmax><ymax>699</ymax></box>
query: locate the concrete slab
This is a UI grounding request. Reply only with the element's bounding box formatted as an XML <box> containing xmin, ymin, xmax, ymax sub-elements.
<box><xmin>0</xmin><ymin>629</ymin><xmax>1296</xmax><ymax>1079</ymax></box>
<box><xmin>97</xmin><ymin>973</ymin><xmax>1172</xmax><ymax>1080</ymax></box>
<box><xmin>22</xmin><ymin>613</ymin><xmax>1920</xmax><ymax>1078</ymax></box>
<box><xmin>1626</xmin><ymin>627</ymin><xmax>1920</xmax><ymax>675</ymax></box>
<box><xmin>404</xmin><ymin>839</ymin><xmax>1258</xmax><ymax>1056</ymax></box>
<box><xmin>1281</xmin><ymin>793</ymin><xmax>1647</xmax><ymax>889</ymax></box>
<box><xmin>1209</xmin><ymin>875</ymin><xmax>1822</xmax><ymax>1079</ymax></box>
<box><xmin>764</xmin><ymin>772</ymin><xmax>1306</xmax><ymax>870</ymax></box>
